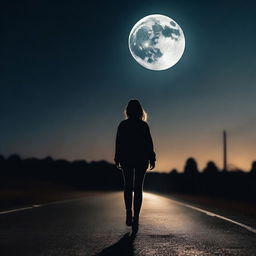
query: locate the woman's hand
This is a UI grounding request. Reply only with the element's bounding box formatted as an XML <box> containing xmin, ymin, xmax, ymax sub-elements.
<box><xmin>150</xmin><ymin>161</ymin><xmax>155</xmax><ymax>170</ymax></box>
<box><xmin>115</xmin><ymin>161</ymin><xmax>122</xmax><ymax>170</ymax></box>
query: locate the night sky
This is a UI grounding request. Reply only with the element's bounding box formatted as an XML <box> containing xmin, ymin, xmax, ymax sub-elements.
<box><xmin>1</xmin><ymin>0</ymin><xmax>256</xmax><ymax>172</ymax></box>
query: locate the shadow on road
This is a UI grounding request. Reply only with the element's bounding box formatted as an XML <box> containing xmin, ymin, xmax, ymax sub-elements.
<box><xmin>96</xmin><ymin>232</ymin><xmax>135</xmax><ymax>256</ymax></box>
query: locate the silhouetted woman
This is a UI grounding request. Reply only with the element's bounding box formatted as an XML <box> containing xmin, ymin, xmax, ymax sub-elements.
<box><xmin>115</xmin><ymin>99</ymin><xmax>156</xmax><ymax>230</ymax></box>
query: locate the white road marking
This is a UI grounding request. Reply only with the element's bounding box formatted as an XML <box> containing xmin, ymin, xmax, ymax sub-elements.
<box><xmin>174</xmin><ymin>200</ymin><xmax>256</xmax><ymax>233</ymax></box>
<box><xmin>1</xmin><ymin>192</ymin><xmax>256</xmax><ymax>235</ymax></box>
<box><xmin>150</xmin><ymin>193</ymin><xmax>256</xmax><ymax>234</ymax></box>
<box><xmin>0</xmin><ymin>205</ymin><xmax>42</xmax><ymax>215</ymax></box>
<box><xmin>0</xmin><ymin>196</ymin><xmax>94</xmax><ymax>216</ymax></box>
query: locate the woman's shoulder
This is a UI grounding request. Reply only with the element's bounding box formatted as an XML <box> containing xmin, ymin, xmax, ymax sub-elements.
<box><xmin>118</xmin><ymin>119</ymin><xmax>128</xmax><ymax>128</ymax></box>
<box><xmin>119</xmin><ymin>119</ymin><xmax>127</xmax><ymax>125</ymax></box>
<box><xmin>139</xmin><ymin>119</ymin><xmax>149</xmax><ymax>127</ymax></box>
<box><xmin>134</xmin><ymin>119</ymin><xmax>149</xmax><ymax>130</ymax></box>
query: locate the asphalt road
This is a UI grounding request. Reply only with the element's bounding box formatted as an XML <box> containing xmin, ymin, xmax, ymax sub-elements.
<box><xmin>1</xmin><ymin>192</ymin><xmax>256</xmax><ymax>256</ymax></box>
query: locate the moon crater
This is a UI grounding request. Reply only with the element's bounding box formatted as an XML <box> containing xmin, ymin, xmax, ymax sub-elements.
<box><xmin>129</xmin><ymin>14</ymin><xmax>185</xmax><ymax>71</ymax></box>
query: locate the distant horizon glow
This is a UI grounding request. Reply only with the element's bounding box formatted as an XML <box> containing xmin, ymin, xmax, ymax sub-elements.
<box><xmin>2</xmin><ymin>136</ymin><xmax>254</xmax><ymax>173</ymax></box>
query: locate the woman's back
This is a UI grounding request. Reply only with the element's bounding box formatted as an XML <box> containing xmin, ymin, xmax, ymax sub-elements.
<box><xmin>115</xmin><ymin>118</ymin><xmax>155</xmax><ymax>165</ymax></box>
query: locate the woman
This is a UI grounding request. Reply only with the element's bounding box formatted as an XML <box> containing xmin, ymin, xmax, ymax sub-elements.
<box><xmin>115</xmin><ymin>99</ymin><xmax>156</xmax><ymax>230</ymax></box>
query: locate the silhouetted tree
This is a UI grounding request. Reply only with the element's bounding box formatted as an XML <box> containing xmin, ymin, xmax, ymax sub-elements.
<box><xmin>7</xmin><ymin>154</ymin><xmax>21</xmax><ymax>174</ymax></box>
<box><xmin>0</xmin><ymin>155</ymin><xmax>5</xmax><ymax>174</ymax></box>
<box><xmin>44</xmin><ymin>156</ymin><xmax>54</xmax><ymax>163</ymax></box>
<box><xmin>169</xmin><ymin>168</ymin><xmax>178</xmax><ymax>175</ymax></box>
<box><xmin>183</xmin><ymin>157</ymin><xmax>199</xmax><ymax>175</ymax></box>
<box><xmin>203</xmin><ymin>161</ymin><xmax>219</xmax><ymax>175</ymax></box>
<box><xmin>8</xmin><ymin>154</ymin><xmax>21</xmax><ymax>162</ymax></box>
<box><xmin>250</xmin><ymin>161</ymin><xmax>256</xmax><ymax>175</ymax></box>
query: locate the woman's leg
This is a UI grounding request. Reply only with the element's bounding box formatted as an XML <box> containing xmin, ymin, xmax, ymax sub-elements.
<box><xmin>122</xmin><ymin>165</ymin><xmax>134</xmax><ymax>225</ymax></box>
<box><xmin>133</xmin><ymin>163</ymin><xmax>148</xmax><ymax>221</ymax></box>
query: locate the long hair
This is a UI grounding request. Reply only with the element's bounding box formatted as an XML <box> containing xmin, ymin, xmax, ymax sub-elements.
<box><xmin>124</xmin><ymin>99</ymin><xmax>147</xmax><ymax>121</ymax></box>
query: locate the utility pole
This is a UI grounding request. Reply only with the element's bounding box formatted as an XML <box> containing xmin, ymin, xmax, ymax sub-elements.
<box><xmin>223</xmin><ymin>130</ymin><xmax>227</xmax><ymax>171</ymax></box>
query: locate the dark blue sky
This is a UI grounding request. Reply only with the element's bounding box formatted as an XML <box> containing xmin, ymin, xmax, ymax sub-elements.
<box><xmin>1</xmin><ymin>0</ymin><xmax>256</xmax><ymax>171</ymax></box>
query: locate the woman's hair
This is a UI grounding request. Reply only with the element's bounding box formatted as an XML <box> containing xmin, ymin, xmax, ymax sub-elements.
<box><xmin>125</xmin><ymin>99</ymin><xmax>147</xmax><ymax>121</ymax></box>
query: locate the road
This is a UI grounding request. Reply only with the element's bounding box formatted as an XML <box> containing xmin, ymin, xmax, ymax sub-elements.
<box><xmin>1</xmin><ymin>192</ymin><xmax>256</xmax><ymax>256</ymax></box>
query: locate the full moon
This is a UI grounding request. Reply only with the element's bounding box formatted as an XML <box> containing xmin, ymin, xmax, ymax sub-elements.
<box><xmin>128</xmin><ymin>14</ymin><xmax>185</xmax><ymax>71</ymax></box>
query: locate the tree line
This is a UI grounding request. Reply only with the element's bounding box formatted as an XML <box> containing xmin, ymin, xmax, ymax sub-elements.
<box><xmin>1</xmin><ymin>154</ymin><xmax>256</xmax><ymax>202</ymax></box>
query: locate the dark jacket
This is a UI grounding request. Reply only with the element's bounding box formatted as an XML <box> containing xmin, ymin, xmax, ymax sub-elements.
<box><xmin>115</xmin><ymin>118</ymin><xmax>156</xmax><ymax>165</ymax></box>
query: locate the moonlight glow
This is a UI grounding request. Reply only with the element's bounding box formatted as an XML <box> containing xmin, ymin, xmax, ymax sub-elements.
<box><xmin>129</xmin><ymin>14</ymin><xmax>185</xmax><ymax>71</ymax></box>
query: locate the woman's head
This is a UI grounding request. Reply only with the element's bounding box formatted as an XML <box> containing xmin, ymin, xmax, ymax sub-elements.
<box><xmin>125</xmin><ymin>99</ymin><xmax>147</xmax><ymax>121</ymax></box>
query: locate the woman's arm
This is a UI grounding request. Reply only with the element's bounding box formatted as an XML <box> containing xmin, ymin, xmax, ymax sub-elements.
<box><xmin>114</xmin><ymin>123</ymin><xmax>122</xmax><ymax>167</ymax></box>
<box><xmin>145</xmin><ymin>123</ymin><xmax>156</xmax><ymax>169</ymax></box>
